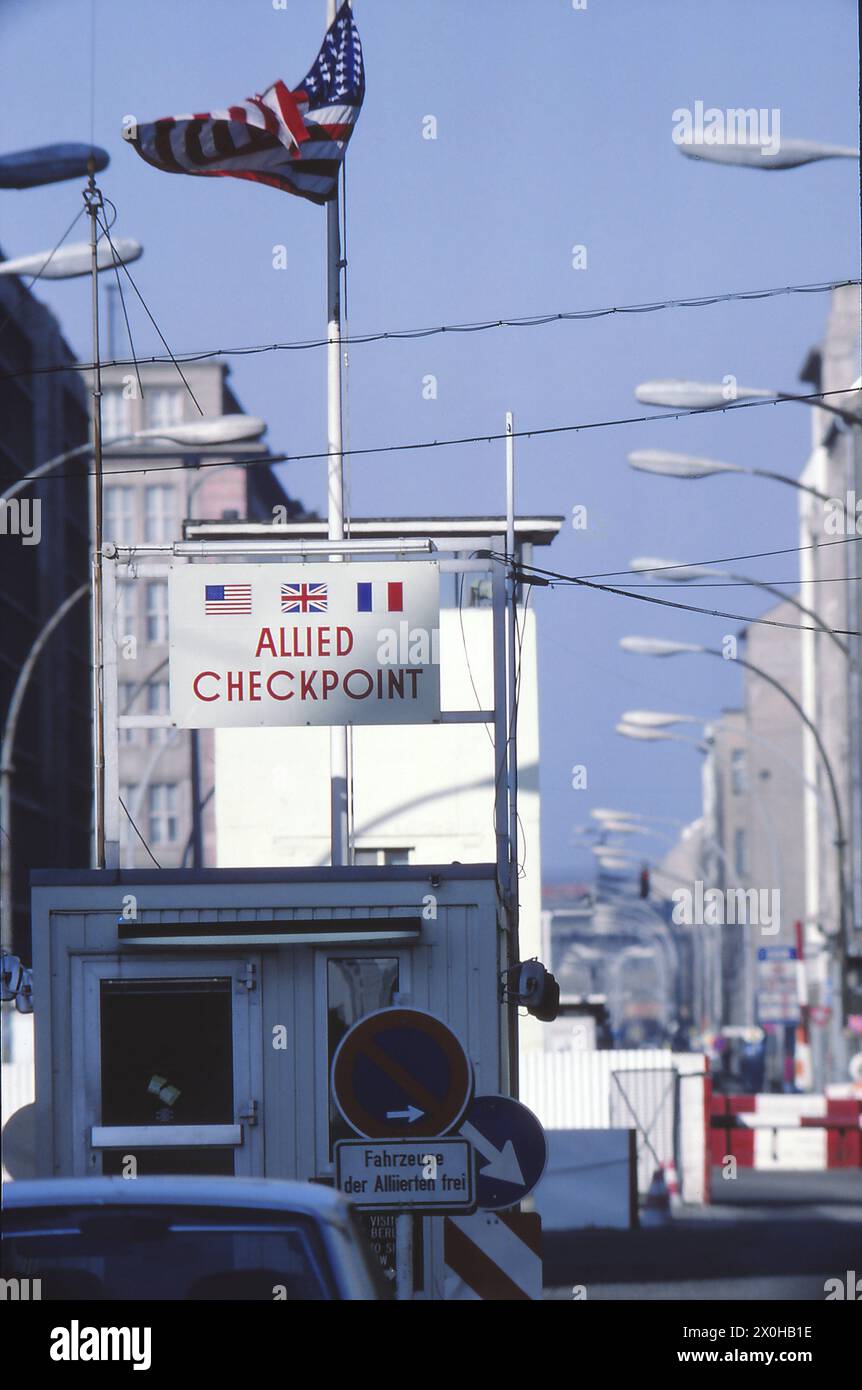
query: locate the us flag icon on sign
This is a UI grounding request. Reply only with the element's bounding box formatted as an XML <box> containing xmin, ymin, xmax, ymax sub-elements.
<box><xmin>205</xmin><ymin>583</ymin><xmax>252</xmax><ymax>615</ymax></box>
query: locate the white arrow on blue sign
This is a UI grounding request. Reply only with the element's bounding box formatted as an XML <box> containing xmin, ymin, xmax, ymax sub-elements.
<box><xmin>459</xmin><ymin>1095</ymin><xmax>547</xmax><ymax>1211</ymax></box>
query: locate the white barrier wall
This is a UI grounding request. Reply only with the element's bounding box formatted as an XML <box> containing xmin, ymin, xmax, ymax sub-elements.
<box><xmin>1</xmin><ymin>1011</ymin><xmax>34</xmax><ymax>1181</ymax></box>
<box><xmin>520</xmin><ymin>1048</ymin><xmax>708</xmax><ymax>1204</ymax></box>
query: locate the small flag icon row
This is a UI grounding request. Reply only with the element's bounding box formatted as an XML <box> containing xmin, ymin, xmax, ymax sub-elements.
<box><xmin>204</xmin><ymin>579</ymin><xmax>406</xmax><ymax>616</ymax></box>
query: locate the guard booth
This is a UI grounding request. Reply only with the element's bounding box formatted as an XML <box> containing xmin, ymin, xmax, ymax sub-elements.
<box><xmin>29</xmin><ymin>863</ymin><xmax>509</xmax><ymax>1295</ymax></box>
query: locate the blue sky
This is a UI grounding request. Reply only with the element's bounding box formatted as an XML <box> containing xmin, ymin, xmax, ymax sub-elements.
<box><xmin>1</xmin><ymin>0</ymin><xmax>859</xmax><ymax>877</ymax></box>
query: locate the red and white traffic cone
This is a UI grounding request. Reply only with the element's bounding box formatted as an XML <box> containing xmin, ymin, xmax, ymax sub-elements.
<box><xmin>641</xmin><ymin>1167</ymin><xmax>671</xmax><ymax>1226</ymax></box>
<box><xmin>663</xmin><ymin>1160</ymin><xmax>682</xmax><ymax>1210</ymax></box>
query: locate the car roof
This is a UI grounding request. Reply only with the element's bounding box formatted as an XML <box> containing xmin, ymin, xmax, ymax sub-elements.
<box><xmin>2</xmin><ymin>1177</ymin><xmax>350</xmax><ymax>1221</ymax></box>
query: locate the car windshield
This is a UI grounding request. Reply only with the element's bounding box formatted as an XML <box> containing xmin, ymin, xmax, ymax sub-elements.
<box><xmin>1</xmin><ymin>1204</ymin><xmax>339</xmax><ymax>1301</ymax></box>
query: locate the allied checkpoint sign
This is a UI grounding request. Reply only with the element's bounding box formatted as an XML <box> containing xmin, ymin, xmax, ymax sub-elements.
<box><xmin>168</xmin><ymin>561</ymin><xmax>441</xmax><ymax>728</ymax></box>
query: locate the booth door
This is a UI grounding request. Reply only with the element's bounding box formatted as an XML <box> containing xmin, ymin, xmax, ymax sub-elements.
<box><xmin>73</xmin><ymin>955</ymin><xmax>263</xmax><ymax>1178</ymax></box>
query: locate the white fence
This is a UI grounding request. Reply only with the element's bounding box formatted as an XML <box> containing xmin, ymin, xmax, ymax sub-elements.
<box><xmin>1</xmin><ymin>1009</ymin><xmax>34</xmax><ymax>1181</ymax></box>
<box><xmin>521</xmin><ymin>1047</ymin><xmax>709</xmax><ymax>1203</ymax></box>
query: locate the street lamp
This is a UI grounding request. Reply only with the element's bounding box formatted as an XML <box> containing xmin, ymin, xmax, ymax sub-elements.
<box><xmin>620</xmin><ymin>634</ymin><xmax>848</xmax><ymax>963</ymax></box>
<box><xmin>627</xmin><ymin>449</ymin><xmax>832</xmax><ymax>502</ymax></box>
<box><xmin>591</xmin><ymin>807</ymin><xmax>683</xmax><ymax>828</ymax></box>
<box><xmin>0</xmin><ymin>143</ymin><xmax>109</xmax><ymax>189</ymax></box>
<box><xmin>635</xmin><ymin>380</ymin><xmax>861</xmax><ymax>428</ymax></box>
<box><xmin>616</xmin><ymin>721</ymin><xmax>709</xmax><ymax>753</ymax></box>
<box><xmin>677</xmin><ymin>137</ymin><xmax>859</xmax><ymax>171</ymax></box>
<box><xmin>629</xmin><ymin>554</ymin><xmax>848</xmax><ymax>655</ymax></box>
<box><xmin>616</xmin><ymin>708</ymin><xmax>700</xmax><ymax>730</ymax></box>
<box><xmin>0</xmin><ymin>238</ymin><xmax>142</xmax><ymax>280</ymax></box>
<box><xmin>620</xmin><ymin>707</ymin><xmax>826</xmax><ymax>810</ymax></box>
<box><xmin>1</xmin><ymin>416</ymin><xmax>268</xmax><ymax>505</ymax></box>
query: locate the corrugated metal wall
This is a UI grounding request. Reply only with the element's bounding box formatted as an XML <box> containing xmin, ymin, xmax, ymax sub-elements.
<box><xmin>520</xmin><ymin>1048</ymin><xmax>708</xmax><ymax>1202</ymax></box>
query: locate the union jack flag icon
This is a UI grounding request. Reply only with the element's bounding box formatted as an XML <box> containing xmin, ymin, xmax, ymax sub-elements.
<box><xmin>281</xmin><ymin>581</ymin><xmax>328</xmax><ymax>613</ymax></box>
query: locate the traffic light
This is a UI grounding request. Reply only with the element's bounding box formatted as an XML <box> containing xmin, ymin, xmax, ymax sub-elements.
<box><xmin>639</xmin><ymin>864</ymin><xmax>650</xmax><ymax>899</ymax></box>
<box><xmin>516</xmin><ymin>960</ymin><xmax>561</xmax><ymax>1022</ymax></box>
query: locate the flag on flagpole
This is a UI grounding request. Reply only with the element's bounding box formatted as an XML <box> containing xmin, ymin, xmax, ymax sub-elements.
<box><xmin>128</xmin><ymin>1</ymin><xmax>364</xmax><ymax>205</ymax></box>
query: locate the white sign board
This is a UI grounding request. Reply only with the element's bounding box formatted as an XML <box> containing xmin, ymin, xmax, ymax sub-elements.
<box><xmin>169</xmin><ymin>561</ymin><xmax>441</xmax><ymax>728</ymax></box>
<box><xmin>757</xmin><ymin>946</ymin><xmax>801</xmax><ymax>1024</ymax></box>
<box><xmin>335</xmin><ymin>1139</ymin><xmax>476</xmax><ymax>1212</ymax></box>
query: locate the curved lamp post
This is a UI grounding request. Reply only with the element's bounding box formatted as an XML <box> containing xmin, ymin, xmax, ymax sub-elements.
<box><xmin>677</xmin><ymin>137</ymin><xmax>859</xmax><ymax>171</ymax></box>
<box><xmin>1</xmin><ymin>415</ymin><xmax>268</xmax><ymax>505</ymax></box>
<box><xmin>0</xmin><ymin>238</ymin><xmax>142</xmax><ymax>281</ymax></box>
<box><xmin>620</xmin><ymin>635</ymin><xmax>848</xmax><ymax>960</ymax></box>
<box><xmin>635</xmin><ymin>380</ymin><xmax>861</xmax><ymax>428</ymax></box>
<box><xmin>627</xmin><ymin>448</ymin><xmax>833</xmax><ymax>504</ymax></box>
<box><xmin>0</xmin><ymin>143</ymin><xmax>110</xmax><ymax>190</ymax></box>
<box><xmin>629</xmin><ymin>553</ymin><xmax>848</xmax><ymax>655</ymax></box>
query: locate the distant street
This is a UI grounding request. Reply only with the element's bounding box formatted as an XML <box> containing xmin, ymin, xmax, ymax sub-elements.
<box><xmin>543</xmin><ymin>1169</ymin><xmax>862</xmax><ymax>1300</ymax></box>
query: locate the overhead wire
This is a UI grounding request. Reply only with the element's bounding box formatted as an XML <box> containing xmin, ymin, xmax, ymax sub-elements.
<box><xmin>94</xmin><ymin>205</ymin><xmax>203</xmax><ymax>415</ymax></box>
<box><xmin>4</xmin><ymin>386</ymin><xmax>860</xmax><ymax>491</ymax></box>
<box><xmin>0</xmin><ymin>205</ymin><xmax>87</xmax><ymax>341</ymax></box>
<box><xmin>496</xmin><ymin>554</ymin><xmax>862</xmax><ymax>637</ymax></box>
<box><xmin>2</xmin><ymin>275</ymin><xmax>858</xmax><ymax>382</ymax></box>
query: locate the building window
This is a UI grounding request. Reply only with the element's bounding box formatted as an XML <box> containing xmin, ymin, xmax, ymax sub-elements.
<box><xmin>104</xmin><ymin>486</ymin><xmax>135</xmax><ymax>543</ymax></box>
<box><xmin>146</xmin><ymin>680</ymin><xmax>170</xmax><ymax>744</ymax></box>
<box><xmin>146</xmin><ymin>389</ymin><xmax>184</xmax><ymax>433</ymax></box>
<box><xmin>116</xmin><ymin>582</ymin><xmax>136</xmax><ymax>644</ymax></box>
<box><xmin>731</xmin><ymin>748</ymin><xmax>747</xmax><ymax>796</ymax></box>
<box><xmin>468</xmin><ymin>578</ymin><xmax>493</xmax><ymax>607</ymax></box>
<box><xmin>145</xmin><ymin>580</ymin><xmax>169</xmax><ymax>643</ymax></box>
<box><xmin>353</xmin><ymin>848</ymin><xmax>411</xmax><ymax>866</ymax></box>
<box><xmin>102</xmin><ymin>389</ymin><xmax>132</xmax><ymax>441</ymax></box>
<box><xmin>734</xmin><ymin>829</ymin><xmax>747</xmax><ymax>877</ymax></box>
<box><xmin>144</xmin><ymin>485</ymin><xmax>175</xmax><ymax>543</ymax></box>
<box><xmin>148</xmin><ymin>783</ymin><xmax>178</xmax><ymax>844</ymax></box>
<box><xmin>118</xmin><ymin>681</ymin><xmax>137</xmax><ymax>743</ymax></box>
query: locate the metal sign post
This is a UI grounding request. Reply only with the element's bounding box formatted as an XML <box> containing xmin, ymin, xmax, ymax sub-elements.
<box><xmin>326</xmin><ymin>0</ymin><xmax>349</xmax><ymax>867</ymax></box>
<box><xmin>505</xmin><ymin>412</ymin><xmax>520</xmax><ymax>1098</ymax></box>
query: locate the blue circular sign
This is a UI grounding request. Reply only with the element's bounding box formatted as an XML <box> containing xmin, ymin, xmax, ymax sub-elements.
<box><xmin>331</xmin><ymin>1007</ymin><xmax>473</xmax><ymax>1139</ymax></box>
<box><xmin>460</xmin><ymin>1095</ymin><xmax>547</xmax><ymax>1210</ymax></box>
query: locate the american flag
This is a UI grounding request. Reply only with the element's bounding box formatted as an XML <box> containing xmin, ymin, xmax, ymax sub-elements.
<box><xmin>282</xmin><ymin>581</ymin><xmax>328</xmax><ymax>613</ymax></box>
<box><xmin>128</xmin><ymin>2</ymin><xmax>364</xmax><ymax>205</ymax></box>
<box><xmin>205</xmin><ymin>583</ymin><xmax>252</xmax><ymax>615</ymax></box>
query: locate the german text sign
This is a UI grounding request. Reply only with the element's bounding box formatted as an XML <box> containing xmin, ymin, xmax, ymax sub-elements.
<box><xmin>168</xmin><ymin>561</ymin><xmax>441</xmax><ymax>727</ymax></box>
<box><xmin>335</xmin><ymin>1139</ymin><xmax>476</xmax><ymax>1213</ymax></box>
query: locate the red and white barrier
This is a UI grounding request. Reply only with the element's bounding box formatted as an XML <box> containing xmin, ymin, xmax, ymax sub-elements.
<box><xmin>710</xmin><ymin>1094</ymin><xmax>862</xmax><ymax>1170</ymax></box>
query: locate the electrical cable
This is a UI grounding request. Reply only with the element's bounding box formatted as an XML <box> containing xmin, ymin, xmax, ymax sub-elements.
<box><xmin>3</xmin><ymin>275</ymin><xmax>857</xmax><ymax>381</ymax></box>
<box><xmin>496</xmin><ymin>554</ymin><xmax>862</xmax><ymax>636</ymax></box>
<box><xmin>99</xmin><ymin>203</ymin><xmax>144</xmax><ymax>404</ymax></box>
<box><xmin>94</xmin><ymin>206</ymin><xmax>203</xmax><ymax>416</ymax></box>
<box><xmin>0</xmin><ymin>205</ymin><xmax>86</xmax><ymax>341</ymax></box>
<box><xmin>118</xmin><ymin>796</ymin><xmax>162</xmax><ymax>869</ymax></box>
<box><xmin>574</xmin><ymin>533</ymin><xmax>862</xmax><ymax>582</ymax></box>
<box><xmin>5</xmin><ymin>386</ymin><xmax>860</xmax><ymax>490</ymax></box>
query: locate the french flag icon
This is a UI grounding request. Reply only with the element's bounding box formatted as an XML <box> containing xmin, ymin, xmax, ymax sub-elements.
<box><xmin>356</xmin><ymin>581</ymin><xmax>403</xmax><ymax>613</ymax></box>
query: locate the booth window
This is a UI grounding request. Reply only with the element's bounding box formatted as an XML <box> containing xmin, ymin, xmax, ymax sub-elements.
<box><xmin>327</xmin><ymin>958</ymin><xmax>399</xmax><ymax>1151</ymax></box>
<box><xmin>353</xmin><ymin>848</ymin><xmax>411</xmax><ymax>866</ymax></box>
<box><xmin>99</xmin><ymin>977</ymin><xmax>234</xmax><ymax>1176</ymax></box>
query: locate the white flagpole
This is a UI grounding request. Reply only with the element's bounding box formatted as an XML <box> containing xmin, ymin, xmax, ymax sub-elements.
<box><xmin>327</xmin><ymin>0</ymin><xmax>349</xmax><ymax>865</ymax></box>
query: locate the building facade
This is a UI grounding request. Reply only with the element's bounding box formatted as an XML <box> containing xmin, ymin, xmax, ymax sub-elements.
<box><xmin>97</xmin><ymin>360</ymin><xmax>308</xmax><ymax>871</ymax></box>
<box><xmin>0</xmin><ymin>263</ymin><xmax>91</xmax><ymax>961</ymax></box>
<box><xmin>798</xmin><ymin>284</ymin><xmax>862</xmax><ymax>1032</ymax></box>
